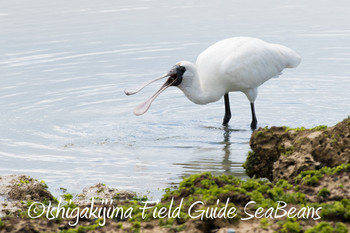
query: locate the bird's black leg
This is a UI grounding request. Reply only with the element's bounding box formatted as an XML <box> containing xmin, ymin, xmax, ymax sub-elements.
<box><xmin>222</xmin><ymin>93</ymin><xmax>231</xmax><ymax>126</ymax></box>
<box><xmin>250</xmin><ymin>102</ymin><xmax>257</xmax><ymax>130</ymax></box>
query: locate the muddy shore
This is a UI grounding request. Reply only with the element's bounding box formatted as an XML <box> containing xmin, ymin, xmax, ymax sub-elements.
<box><xmin>1</xmin><ymin>118</ymin><xmax>349</xmax><ymax>233</ymax></box>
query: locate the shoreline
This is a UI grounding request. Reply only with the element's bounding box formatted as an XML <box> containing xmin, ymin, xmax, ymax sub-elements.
<box><xmin>1</xmin><ymin>118</ymin><xmax>349</xmax><ymax>232</ymax></box>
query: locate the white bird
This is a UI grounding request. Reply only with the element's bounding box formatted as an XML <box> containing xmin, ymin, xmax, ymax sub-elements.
<box><xmin>125</xmin><ymin>37</ymin><xmax>301</xmax><ymax>130</ymax></box>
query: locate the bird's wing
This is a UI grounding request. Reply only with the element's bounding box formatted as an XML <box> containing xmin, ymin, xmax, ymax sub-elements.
<box><xmin>220</xmin><ymin>40</ymin><xmax>300</xmax><ymax>88</ymax></box>
<box><xmin>196</xmin><ymin>37</ymin><xmax>301</xmax><ymax>91</ymax></box>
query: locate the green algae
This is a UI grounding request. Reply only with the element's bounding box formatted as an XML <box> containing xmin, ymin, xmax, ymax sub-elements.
<box><xmin>285</xmin><ymin>126</ymin><xmax>307</xmax><ymax>132</ymax></box>
<box><xmin>317</xmin><ymin>188</ymin><xmax>330</xmax><ymax>198</ymax></box>
<box><xmin>294</xmin><ymin>163</ymin><xmax>350</xmax><ymax>185</ymax></box>
<box><xmin>40</xmin><ymin>180</ymin><xmax>49</xmax><ymax>189</ymax></box>
<box><xmin>242</xmin><ymin>151</ymin><xmax>255</xmax><ymax>171</ymax></box>
<box><xmin>59</xmin><ymin>219</ymin><xmax>103</xmax><ymax>233</ymax></box>
<box><xmin>256</xmin><ymin>131</ymin><xmax>265</xmax><ymax>137</ymax></box>
<box><xmin>279</xmin><ymin>145</ymin><xmax>295</xmax><ymax>156</ymax></box>
<box><xmin>310</xmin><ymin>199</ymin><xmax>350</xmax><ymax>221</ymax></box>
<box><xmin>0</xmin><ymin>218</ymin><xmax>5</xmax><ymax>228</ymax></box>
<box><xmin>284</xmin><ymin>125</ymin><xmax>328</xmax><ymax>132</ymax></box>
<box><xmin>311</xmin><ymin>125</ymin><xmax>328</xmax><ymax>131</ymax></box>
<box><xmin>305</xmin><ymin>222</ymin><xmax>348</xmax><ymax>233</ymax></box>
<box><xmin>281</xmin><ymin>218</ymin><xmax>302</xmax><ymax>233</ymax></box>
<box><xmin>260</xmin><ymin>218</ymin><xmax>270</xmax><ymax>229</ymax></box>
<box><xmin>62</xmin><ymin>193</ymin><xmax>73</xmax><ymax>201</ymax></box>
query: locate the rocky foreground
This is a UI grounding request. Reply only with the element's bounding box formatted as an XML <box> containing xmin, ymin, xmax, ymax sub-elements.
<box><xmin>0</xmin><ymin>118</ymin><xmax>350</xmax><ymax>233</ymax></box>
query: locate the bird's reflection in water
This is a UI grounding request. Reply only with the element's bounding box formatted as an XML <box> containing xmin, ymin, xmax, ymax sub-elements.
<box><xmin>218</xmin><ymin>126</ymin><xmax>249</xmax><ymax>179</ymax></box>
<box><xmin>221</xmin><ymin>126</ymin><xmax>233</xmax><ymax>173</ymax></box>
<box><xmin>174</xmin><ymin>125</ymin><xmax>248</xmax><ymax>181</ymax></box>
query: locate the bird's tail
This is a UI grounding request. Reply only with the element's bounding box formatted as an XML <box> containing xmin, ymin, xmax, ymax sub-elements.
<box><xmin>274</xmin><ymin>44</ymin><xmax>302</xmax><ymax>68</ymax></box>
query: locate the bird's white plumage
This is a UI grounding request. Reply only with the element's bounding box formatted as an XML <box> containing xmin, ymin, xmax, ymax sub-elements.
<box><xmin>177</xmin><ymin>37</ymin><xmax>301</xmax><ymax>104</ymax></box>
<box><xmin>126</xmin><ymin>37</ymin><xmax>301</xmax><ymax>126</ymax></box>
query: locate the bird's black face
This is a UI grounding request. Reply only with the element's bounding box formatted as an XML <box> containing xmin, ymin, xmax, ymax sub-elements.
<box><xmin>166</xmin><ymin>65</ymin><xmax>185</xmax><ymax>86</ymax></box>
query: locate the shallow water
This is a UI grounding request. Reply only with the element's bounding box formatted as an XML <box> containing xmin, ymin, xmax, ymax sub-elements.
<box><xmin>1</xmin><ymin>0</ymin><xmax>349</xmax><ymax>199</ymax></box>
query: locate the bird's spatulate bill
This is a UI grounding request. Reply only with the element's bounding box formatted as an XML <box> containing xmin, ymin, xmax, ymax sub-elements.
<box><xmin>124</xmin><ymin>74</ymin><xmax>168</xmax><ymax>95</ymax></box>
<box><xmin>133</xmin><ymin>81</ymin><xmax>171</xmax><ymax>116</ymax></box>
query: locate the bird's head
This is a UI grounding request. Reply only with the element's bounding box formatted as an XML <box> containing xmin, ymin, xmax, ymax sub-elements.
<box><xmin>164</xmin><ymin>64</ymin><xmax>186</xmax><ymax>87</ymax></box>
<box><xmin>124</xmin><ymin>63</ymin><xmax>187</xmax><ymax>115</ymax></box>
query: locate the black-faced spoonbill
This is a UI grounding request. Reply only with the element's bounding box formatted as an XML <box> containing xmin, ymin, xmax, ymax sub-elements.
<box><xmin>125</xmin><ymin>37</ymin><xmax>301</xmax><ymax>130</ymax></box>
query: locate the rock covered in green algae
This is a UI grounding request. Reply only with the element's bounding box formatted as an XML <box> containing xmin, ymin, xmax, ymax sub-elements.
<box><xmin>0</xmin><ymin>175</ymin><xmax>54</xmax><ymax>218</ymax></box>
<box><xmin>0</xmin><ymin>175</ymin><xmax>53</xmax><ymax>202</ymax></box>
<box><xmin>1</xmin><ymin>168</ymin><xmax>350</xmax><ymax>233</ymax></box>
<box><xmin>162</xmin><ymin>168</ymin><xmax>350</xmax><ymax>233</ymax></box>
<box><xmin>245</xmin><ymin>117</ymin><xmax>350</xmax><ymax>182</ymax></box>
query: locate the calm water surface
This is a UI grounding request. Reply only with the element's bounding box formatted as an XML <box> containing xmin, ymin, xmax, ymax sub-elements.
<box><xmin>1</xmin><ymin>0</ymin><xmax>349</xmax><ymax>199</ymax></box>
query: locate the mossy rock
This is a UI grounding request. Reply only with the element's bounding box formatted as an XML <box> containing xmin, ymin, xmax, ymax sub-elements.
<box><xmin>246</xmin><ymin>117</ymin><xmax>350</xmax><ymax>182</ymax></box>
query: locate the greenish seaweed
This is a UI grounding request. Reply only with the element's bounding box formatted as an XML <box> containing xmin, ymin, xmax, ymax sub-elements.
<box><xmin>305</xmin><ymin>222</ymin><xmax>348</xmax><ymax>233</ymax></box>
<box><xmin>295</xmin><ymin>164</ymin><xmax>350</xmax><ymax>185</ymax></box>
<box><xmin>281</xmin><ymin>218</ymin><xmax>302</xmax><ymax>233</ymax></box>
<box><xmin>285</xmin><ymin>126</ymin><xmax>307</xmax><ymax>132</ymax></box>
<box><xmin>260</xmin><ymin>218</ymin><xmax>270</xmax><ymax>229</ymax></box>
<box><xmin>317</xmin><ymin>188</ymin><xmax>330</xmax><ymax>198</ymax></box>
<box><xmin>256</xmin><ymin>131</ymin><xmax>264</xmax><ymax>137</ymax></box>
<box><xmin>59</xmin><ymin>219</ymin><xmax>103</xmax><ymax>233</ymax></box>
<box><xmin>62</xmin><ymin>193</ymin><xmax>73</xmax><ymax>201</ymax></box>
<box><xmin>285</xmin><ymin>124</ymin><xmax>328</xmax><ymax>132</ymax></box>
<box><xmin>242</xmin><ymin>151</ymin><xmax>255</xmax><ymax>170</ymax></box>
<box><xmin>314</xmin><ymin>199</ymin><xmax>350</xmax><ymax>221</ymax></box>
<box><xmin>0</xmin><ymin>218</ymin><xmax>5</xmax><ymax>228</ymax></box>
<box><xmin>310</xmin><ymin>125</ymin><xmax>328</xmax><ymax>131</ymax></box>
<box><xmin>40</xmin><ymin>180</ymin><xmax>49</xmax><ymax>189</ymax></box>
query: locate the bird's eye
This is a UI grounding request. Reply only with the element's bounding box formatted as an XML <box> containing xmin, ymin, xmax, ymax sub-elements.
<box><xmin>177</xmin><ymin>66</ymin><xmax>186</xmax><ymax>74</ymax></box>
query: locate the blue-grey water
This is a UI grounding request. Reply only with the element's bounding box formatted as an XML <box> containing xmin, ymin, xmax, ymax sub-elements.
<box><xmin>1</xmin><ymin>0</ymin><xmax>349</xmax><ymax>199</ymax></box>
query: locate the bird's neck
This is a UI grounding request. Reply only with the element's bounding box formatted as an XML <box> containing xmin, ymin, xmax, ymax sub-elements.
<box><xmin>177</xmin><ymin>62</ymin><xmax>224</xmax><ymax>105</ymax></box>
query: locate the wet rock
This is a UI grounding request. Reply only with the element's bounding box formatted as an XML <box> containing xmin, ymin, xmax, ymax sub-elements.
<box><xmin>75</xmin><ymin>183</ymin><xmax>136</xmax><ymax>205</ymax></box>
<box><xmin>0</xmin><ymin>175</ymin><xmax>53</xmax><ymax>218</ymax></box>
<box><xmin>273</xmin><ymin>152</ymin><xmax>320</xmax><ymax>181</ymax></box>
<box><xmin>245</xmin><ymin>117</ymin><xmax>350</xmax><ymax>182</ymax></box>
<box><xmin>0</xmin><ymin>175</ymin><xmax>53</xmax><ymax>202</ymax></box>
